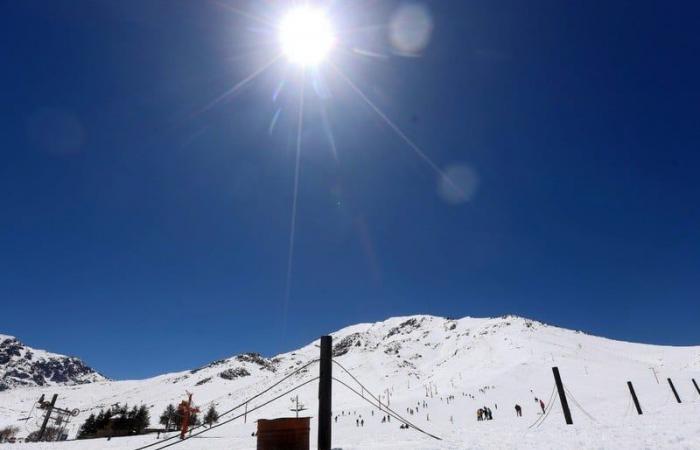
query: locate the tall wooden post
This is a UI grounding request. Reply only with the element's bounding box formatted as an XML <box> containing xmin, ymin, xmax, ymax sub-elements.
<box><xmin>627</xmin><ymin>381</ymin><xmax>643</xmax><ymax>415</ymax></box>
<box><xmin>692</xmin><ymin>378</ymin><xmax>700</xmax><ymax>397</ymax></box>
<box><xmin>318</xmin><ymin>336</ymin><xmax>332</xmax><ymax>450</ymax></box>
<box><xmin>552</xmin><ymin>367</ymin><xmax>573</xmax><ymax>425</ymax></box>
<box><xmin>37</xmin><ymin>394</ymin><xmax>58</xmax><ymax>441</ymax></box>
<box><xmin>667</xmin><ymin>378</ymin><xmax>681</xmax><ymax>403</ymax></box>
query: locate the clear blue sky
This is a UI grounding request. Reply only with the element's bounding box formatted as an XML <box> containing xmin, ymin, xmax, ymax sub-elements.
<box><xmin>1</xmin><ymin>1</ymin><xmax>699</xmax><ymax>379</ymax></box>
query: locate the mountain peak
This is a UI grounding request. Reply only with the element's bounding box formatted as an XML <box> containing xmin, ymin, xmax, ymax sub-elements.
<box><xmin>0</xmin><ymin>334</ymin><xmax>106</xmax><ymax>391</ymax></box>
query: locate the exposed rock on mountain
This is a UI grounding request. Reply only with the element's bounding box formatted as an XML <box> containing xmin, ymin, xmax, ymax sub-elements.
<box><xmin>0</xmin><ymin>335</ymin><xmax>105</xmax><ymax>391</ymax></box>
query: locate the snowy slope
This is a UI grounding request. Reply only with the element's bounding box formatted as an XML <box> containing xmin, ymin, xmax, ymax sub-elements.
<box><xmin>0</xmin><ymin>335</ymin><xmax>106</xmax><ymax>392</ymax></box>
<box><xmin>1</xmin><ymin>315</ymin><xmax>699</xmax><ymax>449</ymax></box>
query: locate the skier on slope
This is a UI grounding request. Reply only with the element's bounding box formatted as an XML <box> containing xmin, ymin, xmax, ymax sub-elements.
<box><xmin>514</xmin><ymin>404</ymin><xmax>522</xmax><ymax>417</ymax></box>
<box><xmin>539</xmin><ymin>399</ymin><xmax>545</xmax><ymax>413</ymax></box>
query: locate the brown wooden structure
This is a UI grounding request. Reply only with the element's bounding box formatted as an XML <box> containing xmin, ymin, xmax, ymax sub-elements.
<box><xmin>257</xmin><ymin>417</ymin><xmax>310</xmax><ymax>450</ymax></box>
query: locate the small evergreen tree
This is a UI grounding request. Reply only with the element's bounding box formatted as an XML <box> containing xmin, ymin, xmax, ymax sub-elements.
<box><xmin>159</xmin><ymin>404</ymin><xmax>177</xmax><ymax>431</ymax></box>
<box><xmin>113</xmin><ymin>404</ymin><xmax>130</xmax><ymax>433</ymax></box>
<box><xmin>77</xmin><ymin>413</ymin><xmax>97</xmax><ymax>439</ymax></box>
<box><xmin>94</xmin><ymin>409</ymin><xmax>107</xmax><ymax>431</ymax></box>
<box><xmin>204</xmin><ymin>405</ymin><xmax>219</xmax><ymax>428</ymax></box>
<box><xmin>134</xmin><ymin>405</ymin><xmax>150</xmax><ymax>434</ymax></box>
<box><xmin>187</xmin><ymin>411</ymin><xmax>200</xmax><ymax>428</ymax></box>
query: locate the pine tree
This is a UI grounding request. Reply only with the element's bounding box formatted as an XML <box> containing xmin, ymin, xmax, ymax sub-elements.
<box><xmin>189</xmin><ymin>411</ymin><xmax>201</xmax><ymax>427</ymax></box>
<box><xmin>204</xmin><ymin>405</ymin><xmax>219</xmax><ymax>428</ymax></box>
<box><xmin>95</xmin><ymin>410</ymin><xmax>107</xmax><ymax>431</ymax></box>
<box><xmin>77</xmin><ymin>413</ymin><xmax>97</xmax><ymax>439</ymax></box>
<box><xmin>159</xmin><ymin>404</ymin><xmax>176</xmax><ymax>431</ymax></box>
<box><xmin>113</xmin><ymin>404</ymin><xmax>130</xmax><ymax>432</ymax></box>
<box><xmin>134</xmin><ymin>405</ymin><xmax>150</xmax><ymax>434</ymax></box>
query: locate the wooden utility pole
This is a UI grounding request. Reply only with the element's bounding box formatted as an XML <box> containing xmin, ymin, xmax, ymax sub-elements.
<box><xmin>667</xmin><ymin>378</ymin><xmax>681</xmax><ymax>403</ymax></box>
<box><xmin>627</xmin><ymin>381</ymin><xmax>643</xmax><ymax>415</ymax></box>
<box><xmin>552</xmin><ymin>367</ymin><xmax>573</xmax><ymax>425</ymax></box>
<box><xmin>318</xmin><ymin>335</ymin><xmax>332</xmax><ymax>450</ymax></box>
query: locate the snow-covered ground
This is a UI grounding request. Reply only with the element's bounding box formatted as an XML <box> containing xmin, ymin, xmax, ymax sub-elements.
<box><xmin>2</xmin><ymin>315</ymin><xmax>700</xmax><ymax>449</ymax></box>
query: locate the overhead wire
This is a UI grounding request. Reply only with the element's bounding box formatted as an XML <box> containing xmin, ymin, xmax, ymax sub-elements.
<box><xmin>564</xmin><ymin>386</ymin><xmax>597</xmax><ymax>423</ymax></box>
<box><xmin>332</xmin><ymin>376</ymin><xmax>442</xmax><ymax>441</ymax></box>
<box><xmin>147</xmin><ymin>377</ymin><xmax>319</xmax><ymax>450</ymax></box>
<box><xmin>331</xmin><ymin>360</ymin><xmax>442</xmax><ymax>441</ymax></box>
<box><xmin>131</xmin><ymin>358</ymin><xmax>319</xmax><ymax>450</ymax></box>
<box><xmin>527</xmin><ymin>384</ymin><xmax>556</xmax><ymax>429</ymax></box>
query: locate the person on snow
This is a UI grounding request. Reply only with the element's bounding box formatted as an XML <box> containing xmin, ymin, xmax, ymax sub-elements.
<box><xmin>539</xmin><ymin>399</ymin><xmax>545</xmax><ymax>414</ymax></box>
<box><xmin>514</xmin><ymin>404</ymin><xmax>522</xmax><ymax>417</ymax></box>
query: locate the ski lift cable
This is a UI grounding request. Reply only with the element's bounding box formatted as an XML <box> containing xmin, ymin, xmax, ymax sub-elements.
<box><xmin>332</xmin><ymin>376</ymin><xmax>443</xmax><ymax>441</ymax></box>
<box><xmin>146</xmin><ymin>377</ymin><xmax>320</xmax><ymax>450</ymax></box>
<box><xmin>330</xmin><ymin>376</ymin><xmax>416</xmax><ymax>430</ymax></box>
<box><xmin>529</xmin><ymin>388</ymin><xmax>557</xmax><ymax>431</ymax></box>
<box><xmin>537</xmin><ymin>393</ymin><xmax>556</xmax><ymax>428</ymax></box>
<box><xmin>130</xmin><ymin>358</ymin><xmax>319</xmax><ymax>450</ymax></box>
<box><xmin>331</xmin><ymin>360</ymin><xmax>442</xmax><ymax>440</ymax></box>
<box><xmin>23</xmin><ymin>401</ymin><xmax>39</xmax><ymax>433</ymax></box>
<box><xmin>622</xmin><ymin>393</ymin><xmax>632</xmax><ymax>419</ymax></box>
<box><xmin>563</xmin><ymin>386</ymin><xmax>598</xmax><ymax>423</ymax></box>
<box><xmin>527</xmin><ymin>384</ymin><xmax>556</xmax><ymax>429</ymax></box>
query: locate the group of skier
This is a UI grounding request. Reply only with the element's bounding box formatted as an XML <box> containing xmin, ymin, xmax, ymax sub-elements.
<box><xmin>476</xmin><ymin>406</ymin><xmax>493</xmax><ymax>421</ymax></box>
<box><xmin>333</xmin><ymin>387</ymin><xmax>550</xmax><ymax>428</ymax></box>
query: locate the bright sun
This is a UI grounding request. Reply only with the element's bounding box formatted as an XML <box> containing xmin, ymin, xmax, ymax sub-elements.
<box><xmin>279</xmin><ymin>7</ymin><xmax>335</xmax><ymax>67</ymax></box>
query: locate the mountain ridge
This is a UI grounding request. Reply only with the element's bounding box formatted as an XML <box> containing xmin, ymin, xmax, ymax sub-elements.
<box><xmin>0</xmin><ymin>334</ymin><xmax>106</xmax><ymax>392</ymax></box>
<box><xmin>1</xmin><ymin>313</ymin><xmax>699</xmax><ymax>447</ymax></box>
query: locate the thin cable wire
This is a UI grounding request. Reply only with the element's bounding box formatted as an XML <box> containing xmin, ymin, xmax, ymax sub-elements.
<box><xmin>23</xmin><ymin>401</ymin><xmax>38</xmax><ymax>433</ymax></box>
<box><xmin>332</xmin><ymin>377</ymin><xmax>442</xmax><ymax>441</ymax></box>
<box><xmin>331</xmin><ymin>360</ymin><xmax>442</xmax><ymax>440</ymax></box>
<box><xmin>149</xmin><ymin>377</ymin><xmax>319</xmax><ymax>450</ymax></box>
<box><xmin>564</xmin><ymin>386</ymin><xmax>597</xmax><ymax>423</ymax></box>
<box><xmin>131</xmin><ymin>358</ymin><xmax>319</xmax><ymax>450</ymax></box>
<box><xmin>622</xmin><ymin>392</ymin><xmax>632</xmax><ymax>419</ymax></box>
<box><xmin>527</xmin><ymin>384</ymin><xmax>556</xmax><ymax>429</ymax></box>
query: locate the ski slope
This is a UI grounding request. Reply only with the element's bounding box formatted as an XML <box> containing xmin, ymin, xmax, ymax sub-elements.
<box><xmin>1</xmin><ymin>315</ymin><xmax>699</xmax><ymax>449</ymax></box>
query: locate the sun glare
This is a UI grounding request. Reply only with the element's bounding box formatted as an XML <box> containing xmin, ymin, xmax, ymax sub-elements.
<box><xmin>279</xmin><ymin>7</ymin><xmax>335</xmax><ymax>67</ymax></box>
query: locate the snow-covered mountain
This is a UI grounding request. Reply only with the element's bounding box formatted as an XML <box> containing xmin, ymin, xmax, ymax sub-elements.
<box><xmin>1</xmin><ymin>315</ymin><xmax>699</xmax><ymax>449</ymax></box>
<box><xmin>0</xmin><ymin>335</ymin><xmax>106</xmax><ymax>392</ymax></box>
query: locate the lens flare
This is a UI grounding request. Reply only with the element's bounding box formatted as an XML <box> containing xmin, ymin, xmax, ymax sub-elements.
<box><xmin>279</xmin><ymin>7</ymin><xmax>335</xmax><ymax>66</ymax></box>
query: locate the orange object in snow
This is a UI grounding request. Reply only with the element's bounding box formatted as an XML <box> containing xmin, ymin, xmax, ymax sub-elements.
<box><xmin>178</xmin><ymin>392</ymin><xmax>200</xmax><ymax>440</ymax></box>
